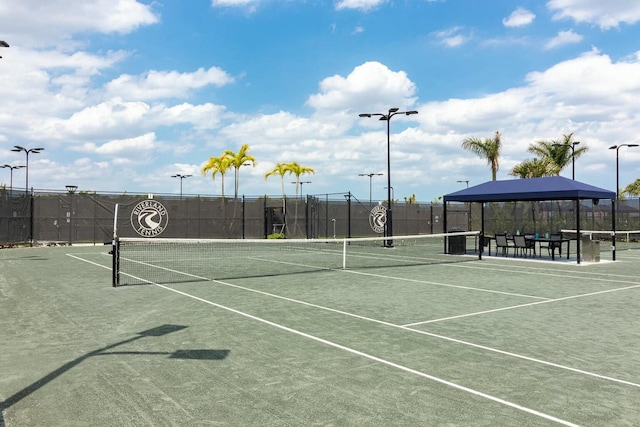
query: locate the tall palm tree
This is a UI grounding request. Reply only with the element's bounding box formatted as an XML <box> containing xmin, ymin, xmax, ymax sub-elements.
<box><xmin>265</xmin><ymin>162</ymin><xmax>292</xmax><ymax>206</ymax></box>
<box><xmin>224</xmin><ymin>144</ymin><xmax>256</xmax><ymax>199</ymax></box>
<box><xmin>265</xmin><ymin>162</ymin><xmax>292</xmax><ymax>198</ymax></box>
<box><xmin>623</xmin><ymin>179</ymin><xmax>640</xmax><ymax>196</ymax></box>
<box><xmin>510</xmin><ymin>158</ymin><xmax>554</xmax><ymax>178</ymax></box>
<box><xmin>461</xmin><ymin>131</ymin><xmax>502</xmax><ymax>181</ymax></box>
<box><xmin>288</xmin><ymin>162</ymin><xmax>315</xmax><ymax>199</ymax></box>
<box><xmin>201</xmin><ymin>155</ymin><xmax>231</xmax><ymax>197</ymax></box>
<box><xmin>288</xmin><ymin>162</ymin><xmax>315</xmax><ymax>236</ymax></box>
<box><xmin>265</xmin><ymin>162</ymin><xmax>292</xmax><ymax>234</ymax></box>
<box><xmin>528</xmin><ymin>133</ymin><xmax>588</xmax><ymax>176</ymax></box>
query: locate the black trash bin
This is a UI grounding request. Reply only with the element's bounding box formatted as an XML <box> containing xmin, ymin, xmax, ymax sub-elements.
<box><xmin>448</xmin><ymin>227</ymin><xmax>466</xmax><ymax>255</ymax></box>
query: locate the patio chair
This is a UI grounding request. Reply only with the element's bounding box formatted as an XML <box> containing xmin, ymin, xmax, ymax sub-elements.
<box><xmin>540</xmin><ymin>233</ymin><xmax>562</xmax><ymax>257</ymax></box>
<box><xmin>494</xmin><ymin>234</ymin><xmax>513</xmax><ymax>256</ymax></box>
<box><xmin>513</xmin><ymin>235</ymin><xmax>535</xmax><ymax>257</ymax></box>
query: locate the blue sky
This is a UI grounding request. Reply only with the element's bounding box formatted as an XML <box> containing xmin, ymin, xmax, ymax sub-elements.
<box><xmin>1</xmin><ymin>0</ymin><xmax>640</xmax><ymax>203</ymax></box>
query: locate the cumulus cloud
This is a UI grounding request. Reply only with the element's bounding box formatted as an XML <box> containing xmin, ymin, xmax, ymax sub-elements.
<box><xmin>105</xmin><ymin>67</ymin><xmax>235</xmax><ymax>101</ymax></box>
<box><xmin>306</xmin><ymin>62</ymin><xmax>417</xmax><ymax>112</ymax></box>
<box><xmin>503</xmin><ymin>7</ymin><xmax>536</xmax><ymax>27</ymax></box>
<box><xmin>548</xmin><ymin>0</ymin><xmax>640</xmax><ymax>29</ymax></box>
<box><xmin>335</xmin><ymin>0</ymin><xmax>386</xmax><ymax>11</ymax></box>
<box><xmin>545</xmin><ymin>29</ymin><xmax>583</xmax><ymax>49</ymax></box>
<box><xmin>0</xmin><ymin>0</ymin><xmax>159</xmax><ymax>47</ymax></box>
<box><xmin>77</xmin><ymin>133</ymin><xmax>159</xmax><ymax>155</ymax></box>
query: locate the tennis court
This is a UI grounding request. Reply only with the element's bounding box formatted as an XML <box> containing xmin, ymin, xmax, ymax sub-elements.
<box><xmin>1</xmin><ymin>235</ymin><xmax>640</xmax><ymax>426</ymax></box>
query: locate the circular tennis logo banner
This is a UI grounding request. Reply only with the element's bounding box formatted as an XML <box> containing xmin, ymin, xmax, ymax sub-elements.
<box><xmin>131</xmin><ymin>200</ymin><xmax>169</xmax><ymax>237</ymax></box>
<box><xmin>369</xmin><ymin>205</ymin><xmax>387</xmax><ymax>234</ymax></box>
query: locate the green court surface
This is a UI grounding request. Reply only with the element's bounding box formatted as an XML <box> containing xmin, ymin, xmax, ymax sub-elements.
<box><xmin>1</xmin><ymin>243</ymin><xmax>640</xmax><ymax>426</ymax></box>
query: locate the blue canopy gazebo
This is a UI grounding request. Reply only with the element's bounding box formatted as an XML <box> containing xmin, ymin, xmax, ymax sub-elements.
<box><xmin>443</xmin><ymin>176</ymin><xmax>616</xmax><ymax>264</ymax></box>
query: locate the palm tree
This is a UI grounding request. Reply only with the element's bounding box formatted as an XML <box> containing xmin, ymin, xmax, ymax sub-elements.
<box><xmin>623</xmin><ymin>179</ymin><xmax>640</xmax><ymax>196</ymax></box>
<box><xmin>288</xmin><ymin>162</ymin><xmax>315</xmax><ymax>236</ymax></box>
<box><xmin>265</xmin><ymin>162</ymin><xmax>292</xmax><ymax>198</ymax></box>
<box><xmin>510</xmin><ymin>158</ymin><xmax>554</xmax><ymax>178</ymax></box>
<box><xmin>265</xmin><ymin>162</ymin><xmax>292</xmax><ymax>220</ymax></box>
<box><xmin>224</xmin><ymin>144</ymin><xmax>256</xmax><ymax>199</ymax></box>
<box><xmin>288</xmin><ymin>162</ymin><xmax>315</xmax><ymax>199</ymax></box>
<box><xmin>528</xmin><ymin>133</ymin><xmax>588</xmax><ymax>176</ymax></box>
<box><xmin>201</xmin><ymin>155</ymin><xmax>232</xmax><ymax>197</ymax></box>
<box><xmin>461</xmin><ymin>131</ymin><xmax>502</xmax><ymax>181</ymax></box>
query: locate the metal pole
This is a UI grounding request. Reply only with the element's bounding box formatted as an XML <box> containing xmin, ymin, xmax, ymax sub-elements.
<box><xmin>358</xmin><ymin>108</ymin><xmax>418</xmax><ymax>246</ymax></box>
<box><xmin>386</xmin><ymin>117</ymin><xmax>392</xmax><ymax>247</ymax></box>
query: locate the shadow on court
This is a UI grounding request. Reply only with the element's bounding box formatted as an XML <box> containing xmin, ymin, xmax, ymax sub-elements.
<box><xmin>0</xmin><ymin>324</ymin><xmax>230</xmax><ymax>426</ymax></box>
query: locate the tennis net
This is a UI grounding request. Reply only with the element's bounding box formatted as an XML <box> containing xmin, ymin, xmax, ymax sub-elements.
<box><xmin>111</xmin><ymin>231</ymin><xmax>481</xmax><ymax>286</ymax></box>
<box><xmin>560</xmin><ymin>229</ymin><xmax>640</xmax><ymax>243</ymax></box>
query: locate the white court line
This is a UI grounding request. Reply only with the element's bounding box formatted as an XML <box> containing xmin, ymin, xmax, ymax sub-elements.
<box><xmin>68</xmin><ymin>253</ymin><xmax>640</xmax><ymax>391</ymax></box>
<box><xmin>446</xmin><ymin>261</ymin><xmax>640</xmax><ymax>286</ymax></box>
<box><xmin>254</xmin><ymin>257</ymin><xmax>551</xmax><ymax>301</ymax></box>
<box><xmin>67</xmin><ymin>254</ymin><xmax>579</xmax><ymax>426</ymax></box>
<box><xmin>403</xmin><ymin>282</ymin><xmax>640</xmax><ymax>326</ymax></box>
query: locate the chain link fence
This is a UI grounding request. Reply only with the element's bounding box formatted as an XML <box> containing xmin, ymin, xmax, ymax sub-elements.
<box><xmin>2</xmin><ymin>188</ymin><xmax>636</xmax><ymax>246</ymax></box>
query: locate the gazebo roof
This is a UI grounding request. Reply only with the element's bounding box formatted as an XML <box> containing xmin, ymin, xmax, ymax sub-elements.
<box><xmin>443</xmin><ymin>176</ymin><xmax>615</xmax><ymax>203</ymax></box>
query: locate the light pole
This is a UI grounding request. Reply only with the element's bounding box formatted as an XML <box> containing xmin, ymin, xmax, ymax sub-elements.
<box><xmin>65</xmin><ymin>185</ymin><xmax>78</xmax><ymax>245</ymax></box>
<box><xmin>171</xmin><ymin>174</ymin><xmax>192</xmax><ymax>199</ymax></box>
<box><xmin>292</xmin><ymin>181</ymin><xmax>311</xmax><ymax>199</ymax></box>
<box><xmin>1</xmin><ymin>164</ymin><xmax>25</xmax><ymax>197</ymax></box>
<box><xmin>553</xmin><ymin>141</ymin><xmax>580</xmax><ymax>180</ymax></box>
<box><xmin>11</xmin><ymin>146</ymin><xmax>44</xmax><ymax>246</ymax></box>
<box><xmin>457</xmin><ymin>180</ymin><xmax>469</xmax><ymax>188</ymax></box>
<box><xmin>359</xmin><ymin>107</ymin><xmax>418</xmax><ymax>246</ymax></box>
<box><xmin>0</xmin><ymin>40</ymin><xmax>8</xmax><ymax>58</ymax></box>
<box><xmin>359</xmin><ymin>173</ymin><xmax>383</xmax><ymax>205</ymax></box>
<box><xmin>609</xmin><ymin>144</ymin><xmax>639</xmax><ymax>200</ymax></box>
<box><xmin>11</xmin><ymin>146</ymin><xmax>45</xmax><ymax>192</ymax></box>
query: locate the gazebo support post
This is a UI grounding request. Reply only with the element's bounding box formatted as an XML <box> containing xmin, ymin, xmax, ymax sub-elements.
<box><xmin>443</xmin><ymin>201</ymin><xmax>448</xmax><ymax>254</ymax></box>
<box><xmin>479</xmin><ymin>202</ymin><xmax>485</xmax><ymax>260</ymax></box>
<box><xmin>612</xmin><ymin>199</ymin><xmax>616</xmax><ymax>261</ymax></box>
<box><xmin>576</xmin><ymin>198</ymin><xmax>581</xmax><ymax>264</ymax></box>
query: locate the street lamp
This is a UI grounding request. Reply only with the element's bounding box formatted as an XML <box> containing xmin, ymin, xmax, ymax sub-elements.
<box><xmin>553</xmin><ymin>141</ymin><xmax>581</xmax><ymax>180</ymax></box>
<box><xmin>359</xmin><ymin>173</ymin><xmax>383</xmax><ymax>205</ymax></box>
<box><xmin>11</xmin><ymin>146</ymin><xmax>44</xmax><ymax>246</ymax></box>
<box><xmin>609</xmin><ymin>144</ymin><xmax>639</xmax><ymax>200</ymax></box>
<box><xmin>359</xmin><ymin>107</ymin><xmax>418</xmax><ymax>246</ymax></box>
<box><xmin>1</xmin><ymin>164</ymin><xmax>25</xmax><ymax>196</ymax></box>
<box><xmin>65</xmin><ymin>185</ymin><xmax>78</xmax><ymax>246</ymax></box>
<box><xmin>11</xmin><ymin>146</ymin><xmax>45</xmax><ymax>192</ymax></box>
<box><xmin>457</xmin><ymin>180</ymin><xmax>469</xmax><ymax>188</ymax></box>
<box><xmin>0</xmin><ymin>40</ymin><xmax>8</xmax><ymax>58</ymax></box>
<box><xmin>292</xmin><ymin>181</ymin><xmax>311</xmax><ymax>198</ymax></box>
<box><xmin>171</xmin><ymin>174</ymin><xmax>192</xmax><ymax>199</ymax></box>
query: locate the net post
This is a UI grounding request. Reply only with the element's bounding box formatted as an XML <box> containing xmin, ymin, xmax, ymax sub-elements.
<box><xmin>111</xmin><ymin>203</ymin><xmax>119</xmax><ymax>287</ymax></box>
<box><xmin>478</xmin><ymin>231</ymin><xmax>483</xmax><ymax>260</ymax></box>
<box><xmin>342</xmin><ymin>238</ymin><xmax>347</xmax><ymax>269</ymax></box>
<box><xmin>111</xmin><ymin>238</ymin><xmax>120</xmax><ymax>287</ymax></box>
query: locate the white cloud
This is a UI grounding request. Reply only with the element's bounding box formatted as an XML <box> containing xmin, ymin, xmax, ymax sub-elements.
<box><xmin>105</xmin><ymin>67</ymin><xmax>235</xmax><ymax>101</ymax></box>
<box><xmin>545</xmin><ymin>29</ymin><xmax>583</xmax><ymax>49</ymax></box>
<box><xmin>0</xmin><ymin>0</ymin><xmax>159</xmax><ymax>48</ymax></box>
<box><xmin>434</xmin><ymin>27</ymin><xmax>469</xmax><ymax>47</ymax></box>
<box><xmin>548</xmin><ymin>0</ymin><xmax>640</xmax><ymax>29</ymax></box>
<box><xmin>306</xmin><ymin>61</ymin><xmax>417</xmax><ymax>112</ymax></box>
<box><xmin>335</xmin><ymin>0</ymin><xmax>386</xmax><ymax>11</ymax></box>
<box><xmin>503</xmin><ymin>7</ymin><xmax>536</xmax><ymax>27</ymax></box>
<box><xmin>78</xmin><ymin>132</ymin><xmax>159</xmax><ymax>155</ymax></box>
<box><xmin>211</xmin><ymin>0</ymin><xmax>260</xmax><ymax>13</ymax></box>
